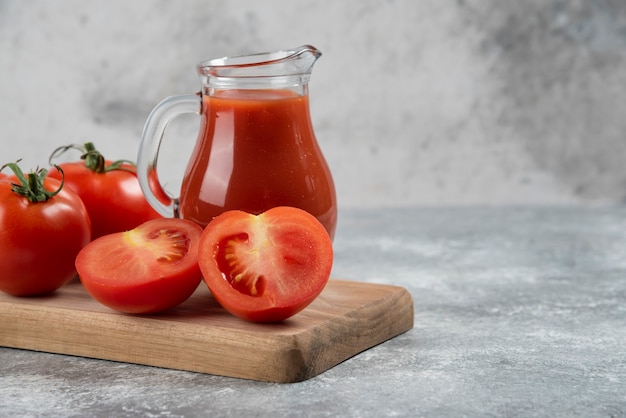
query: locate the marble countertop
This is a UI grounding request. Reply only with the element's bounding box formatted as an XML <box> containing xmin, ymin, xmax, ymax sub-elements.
<box><xmin>1</xmin><ymin>207</ymin><xmax>625</xmax><ymax>417</ymax></box>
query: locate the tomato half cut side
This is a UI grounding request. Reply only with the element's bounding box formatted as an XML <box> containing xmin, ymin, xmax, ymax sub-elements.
<box><xmin>198</xmin><ymin>206</ymin><xmax>334</xmax><ymax>322</ymax></box>
<box><xmin>75</xmin><ymin>218</ymin><xmax>203</xmax><ymax>314</ymax></box>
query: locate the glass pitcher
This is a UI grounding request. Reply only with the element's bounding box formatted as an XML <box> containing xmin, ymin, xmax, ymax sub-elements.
<box><xmin>137</xmin><ymin>45</ymin><xmax>337</xmax><ymax>239</ymax></box>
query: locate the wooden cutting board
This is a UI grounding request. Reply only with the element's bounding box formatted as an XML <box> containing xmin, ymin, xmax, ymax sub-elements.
<box><xmin>0</xmin><ymin>279</ymin><xmax>413</xmax><ymax>383</ymax></box>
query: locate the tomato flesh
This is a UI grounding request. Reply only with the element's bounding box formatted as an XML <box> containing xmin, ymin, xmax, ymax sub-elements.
<box><xmin>75</xmin><ymin>218</ymin><xmax>203</xmax><ymax>314</ymax></box>
<box><xmin>198</xmin><ymin>207</ymin><xmax>334</xmax><ymax>322</ymax></box>
<box><xmin>217</xmin><ymin>232</ymin><xmax>266</xmax><ymax>296</ymax></box>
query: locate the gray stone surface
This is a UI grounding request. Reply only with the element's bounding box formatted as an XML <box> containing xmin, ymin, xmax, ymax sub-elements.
<box><xmin>2</xmin><ymin>1</ymin><xmax>626</xmax><ymax>207</ymax></box>
<box><xmin>2</xmin><ymin>207</ymin><xmax>625</xmax><ymax>417</ymax></box>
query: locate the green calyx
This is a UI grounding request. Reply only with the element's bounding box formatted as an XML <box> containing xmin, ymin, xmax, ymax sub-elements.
<box><xmin>49</xmin><ymin>141</ymin><xmax>136</xmax><ymax>174</ymax></box>
<box><xmin>0</xmin><ymin>161</ymin><xmax>64</xmax><ymax>203</ymax></box>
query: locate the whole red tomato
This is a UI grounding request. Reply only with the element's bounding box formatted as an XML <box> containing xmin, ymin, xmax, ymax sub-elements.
<box><xmin>198</xmin><ymin>206</ymin><xmax>334</xmax><ymax>322</ymax></box>
<box><xmin>48</xmin><ymin>142</ymin><xmax>161</xmax><ymax>239</ymax></box>
<box><xmin>0</xmin><ymin>163</ymin><xmax>91</xmax><ymax>296</ymax></box>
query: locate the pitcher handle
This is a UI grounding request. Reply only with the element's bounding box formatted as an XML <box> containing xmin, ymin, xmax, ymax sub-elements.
<box><xmin>137</xmin><ymin>93</ymin><xmax>201</xmax><ymax>218</ymax></box>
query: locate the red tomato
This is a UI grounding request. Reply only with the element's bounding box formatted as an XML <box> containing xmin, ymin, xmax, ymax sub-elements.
<box><xmin>198</xmin><ymin>206</ymin><xmax>334</xmax><ymax>322</ymax></box>
<box><xmin>48</xmin><ymin>142</ymin><xmax>161</xmax><ymax>239</ymax></box>
<box><xmin>75</xmin><ymin>218</ymin><xmax>203</xmax><ymax>314</ymax></box>
<box><xmin>0</xmin><ymin>167</ymin><xmax>91</xmax><ymax>296</ymax></box>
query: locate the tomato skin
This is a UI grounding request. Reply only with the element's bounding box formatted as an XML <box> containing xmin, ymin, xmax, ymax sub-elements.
<box><xmin>48</xmin><ymin>162</ymin><xmax>161</xmax><ymax>239</ymax></box>
<box><xmin>198</xmin><ymin>206</ymin><xmax>334</xmax><ymax>322</ymax></box>
<box><xmin>75</xmin><ymin>218</ymin><xmax>203</xmax><ymax>314</ymax></box>
<box><xmin>0</xmin><ymin>176</ymin><xmax>91</xmax><ymax>296</ymax></box>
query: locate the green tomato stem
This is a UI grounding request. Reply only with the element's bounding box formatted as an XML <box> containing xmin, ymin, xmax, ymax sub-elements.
<box><xmin>48</xmin><ymin>141</ymin><xmax>137</xmax><ymax>174</ymax></box>
<box><xmin>0</xmin><ymin>161</ymin><xmax>64</xmax><ymax>203</ymax></box>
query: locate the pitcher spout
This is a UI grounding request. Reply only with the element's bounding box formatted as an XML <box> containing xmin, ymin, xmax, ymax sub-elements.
<box><xmin>283</xmin><ymin>44</ymin><xmax>321</xmax><ymax>76</ymax></box>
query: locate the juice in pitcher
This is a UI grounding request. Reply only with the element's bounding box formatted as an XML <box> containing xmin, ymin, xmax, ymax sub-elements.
<box><xmin>180</xmin><ymin>89</ymin><xmax>337</xmax><ymax>237</ymax></box>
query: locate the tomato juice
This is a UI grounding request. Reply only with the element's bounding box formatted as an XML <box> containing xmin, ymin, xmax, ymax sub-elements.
<box><xmin>179</xmin><ymin>90</ymin><xmax>337</xmax><ymax>238</ymax></box>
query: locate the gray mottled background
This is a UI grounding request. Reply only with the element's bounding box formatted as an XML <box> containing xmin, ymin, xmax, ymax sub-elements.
<box><xmin>1</xmin><ymin>0</ymin><xmax>626</xmax><ymax>208</ymax></box>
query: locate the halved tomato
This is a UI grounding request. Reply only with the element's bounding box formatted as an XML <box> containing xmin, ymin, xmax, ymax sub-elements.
<box><xmin>198</xmin><ymin>206</ymin><xmax>334</xmax><ymax>322</ymax></box>
<box><xmin>75</xmin><ymin>218</ymin><xmax>203</xmax><ymax>314</ymax></box>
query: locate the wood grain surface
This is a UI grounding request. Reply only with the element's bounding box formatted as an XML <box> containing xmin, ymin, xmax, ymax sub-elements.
<box><xmin>0</xmin><ymin>279</ymin><xmax>413</xmax><ymax>383</ymax></box>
